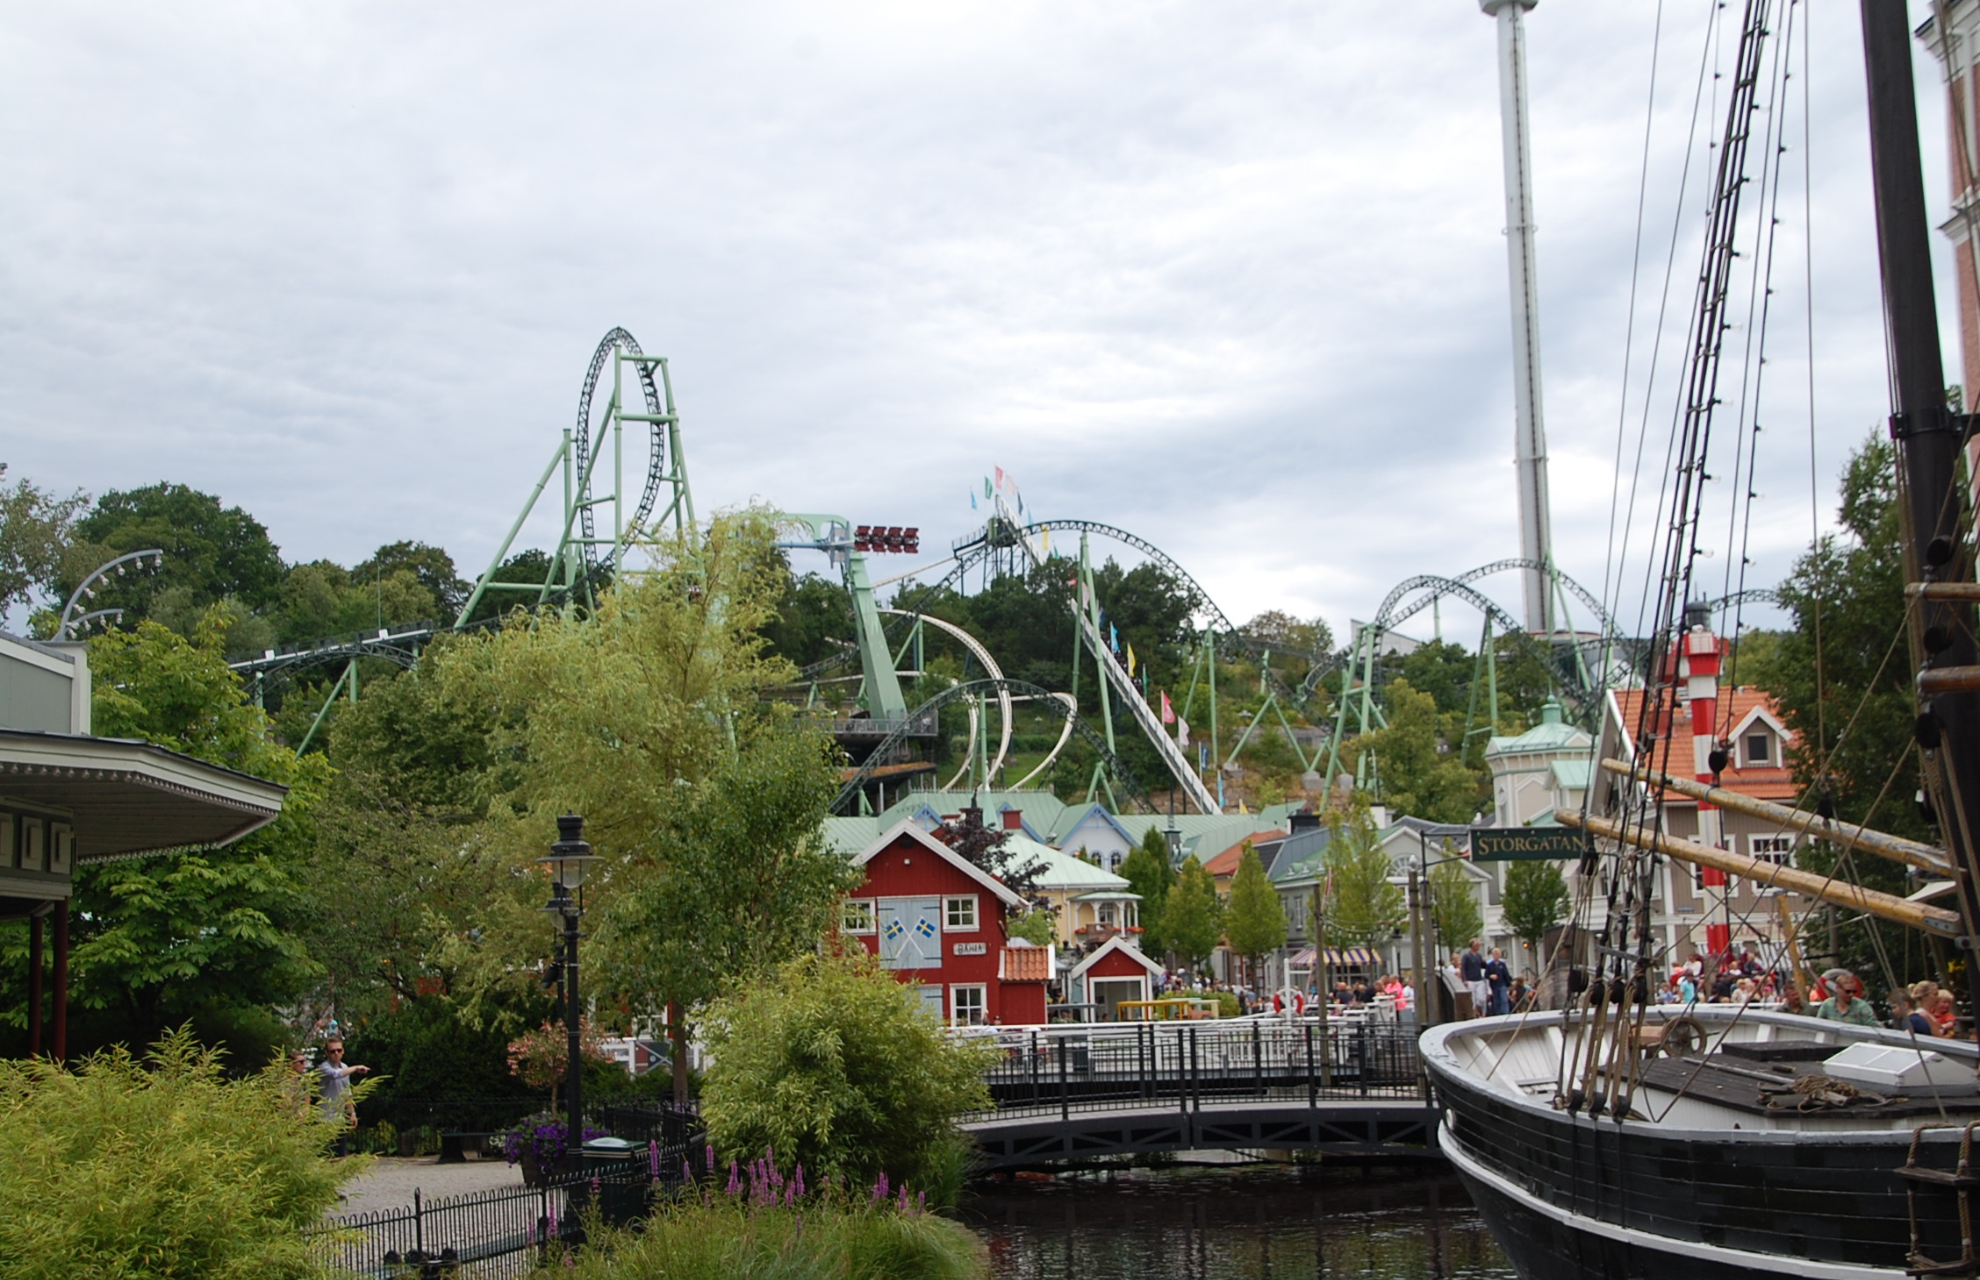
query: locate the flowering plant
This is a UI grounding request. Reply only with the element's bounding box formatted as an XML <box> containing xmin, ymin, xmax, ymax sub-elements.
<box><xmin>505</xmin><ymin>1019</ymin><xmax>612</xmax><ymax>1091</ymax></box>
<box><xmin>499</xmin><ymin>1112</ymin><xmax>607</xmax><ymax>1166</ymax></box>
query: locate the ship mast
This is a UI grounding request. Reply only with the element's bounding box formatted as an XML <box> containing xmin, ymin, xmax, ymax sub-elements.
<box><xmin>1858</xmin><ymin>0</ymin><xmax>1980</xmax><ymax>1016</ymax></box>
<box><xmin>1482</xmin><ymin>0</ymin><xmax>1556</xmax><ymax>637</ymax></box>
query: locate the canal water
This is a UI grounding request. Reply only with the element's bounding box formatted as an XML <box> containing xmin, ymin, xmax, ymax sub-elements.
<box><xmin>962</xmin><ymin>1162</ymin><xmax>1514</xmax><ymax>1280</ymax></box>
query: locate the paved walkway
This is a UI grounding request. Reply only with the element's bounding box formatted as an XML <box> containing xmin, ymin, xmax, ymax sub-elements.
<box><xmin>333</xmin><ymin>1155</ymin><xmax>526</xmax><ymax>1217</ymax></box>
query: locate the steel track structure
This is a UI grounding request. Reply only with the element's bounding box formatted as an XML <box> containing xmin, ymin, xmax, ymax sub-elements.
<box><xmin>456</xmin><ymin>328</ymin><xmax>694</xmax><ymax>624</ymax></box>
<box><xmin>832</xmin><ymin>677</ymin><xmax>1156</xmax><ymax>816</ymax></box>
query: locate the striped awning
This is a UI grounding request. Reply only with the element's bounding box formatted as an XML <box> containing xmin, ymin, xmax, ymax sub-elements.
<box><xmin>1288</xmin><ymin>947</ymin><xmax>1377</xmax><ymax>969</ymax></box>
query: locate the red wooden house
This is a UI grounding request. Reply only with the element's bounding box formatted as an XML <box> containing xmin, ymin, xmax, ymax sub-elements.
<box><xmin>843</xmin><ymin>820</ymin><xmax>1052</xmax><ymax>1026</ymax></box>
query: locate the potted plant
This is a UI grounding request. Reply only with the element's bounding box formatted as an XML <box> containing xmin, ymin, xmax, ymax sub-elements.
<box><xmin>500</xmin><ymin>1113</ymin><xmax>606</xmax><ymax>1187</ymax></box>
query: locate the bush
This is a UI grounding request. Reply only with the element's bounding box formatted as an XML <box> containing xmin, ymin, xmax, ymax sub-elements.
<box><xmin>0</xmin><ymin>1027</ymin><xmax>361</xmax><ymax>1280</ymax></box>
<box><xmin>529</xmin><ymin>1170</ymin><xmax>986</xmax><ymax>1280</ymax></box>
<box><xmin>699</xmin><ymin>950</ymin><xmax>998</xmax><ymax>1204</ymax></box>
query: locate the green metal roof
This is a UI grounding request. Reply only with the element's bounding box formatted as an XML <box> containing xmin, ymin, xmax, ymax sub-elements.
<box><xmin>1485</xmin><ymin>699</ymin><xmax>1593</xmax><ymax>758</ymax></box>
<box><xmin>1550</xmin><ymin>759</ymin><xmax>1592</xmax><ymax>790</ymax></box>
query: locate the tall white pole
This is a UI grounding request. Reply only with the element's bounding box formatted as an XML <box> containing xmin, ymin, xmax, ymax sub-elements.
<box><xmin>1483</xmin><ymin>0</ymin><xmax>1554</xmax><ymax>636</ymax></box>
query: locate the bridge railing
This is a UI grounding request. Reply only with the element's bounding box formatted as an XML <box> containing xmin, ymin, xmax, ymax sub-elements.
<box><xmin>959</xmin><ymin>1018</ymin><xmax>1424</xmax><ymax>1122</ymax></box>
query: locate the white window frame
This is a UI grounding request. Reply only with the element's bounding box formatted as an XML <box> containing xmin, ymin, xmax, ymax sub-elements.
<box><xmin>950</xmin><ymin>983</ymin><xmax>988</xmax><ymax>1027</ymax></box>
<box><xmin>1742</xmin><ymin>731</ymin><xmax>1774</xmax><ymax>767</ymax></box>
<box><xmin>944</xmin><ymin>894</ymin><xmax>979</xmax><ymax>931</ymax></box>
<box><xmin>1750</xmin><ymin>835</ymin><xmax>1793</xmax><ymax>867</ymax></box>
<box><xmin>841</xmin><ymin>898</ymin><xmax>876</xmax><ymax>935</ymax></box>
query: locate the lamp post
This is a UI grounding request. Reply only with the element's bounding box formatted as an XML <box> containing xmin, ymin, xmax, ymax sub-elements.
<box><xmin>540</xmin><ymin>814</ymin><xmax>598</xmax><ymax>1170</ymax></box>
<box><xmin>57</xmin><ymin>549</ymin><xmax>164</xmax><ymax>640</ymax></box>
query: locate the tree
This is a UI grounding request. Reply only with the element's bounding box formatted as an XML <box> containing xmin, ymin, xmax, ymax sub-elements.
<box><xmin>933</xmin><ymin>805</ymin><xmax>1042</xmax><ymax>900</ymax></box>
<box><xmin>1354</xmin><ymin>678</ymin><xmax>1482</xmax><ymax>823</ymax></box>
<box><xmin>1241</xmin><ymin>609</ymin><xmax>1334</xmax><ymax>660</ymax></box>
<box><xmin>1758</xmin><ymin>434</ymin><xmax>1925</xmax><ymax>981</ymax></box>
<box><xmin>1162</xmin><ymin>856</ymin><xmax>1222</xmax><ymax>972</ymax></box>
<box><xmin>1501</xmin><ymin>860</ymin><xmax>1569</xmax><ymax>970</ymax></box>
<box><xmin>3</xmin><ymin>614</ymin><xmax>329</xmax><ymax>1052</ymax></box>
<box><xmin>436</xmin><ymin>512</ymin><xmax>855</xmax><ymax>1097</ymax></box>
<box><xmin>0</xmin><ymin>1030</ymin><xmax>360</xmax><ymax>1277</ymax></box>
<box><xmin>354</xmin><ymin>541</ymin><xmax>467</xmax><ymax>620</ymax></box>
<box><xmin>1118</xmin><ymin>827</ymin><xmax>1176</xmax><ymax>953</ymax></box>
<box><xmin>1428</xmin><ymin>857</ymin><xmax>1484</xmax><ymax>958</ymax></box>
<box><xmin>0</xmin><ymin>464</ymin><xmax>86</xmax><ymax>613</ymax></box>
<box><xmin>1324</xmin><ymin>813</ymin><xmax>1405</xmax><ymax>947</ymax></box>
<box><xmin>59</xmin><ymin>482</ymin><xmax>286</xmax><ymax>624</ymax></box>
<box><xmin>698</xmin><ymin>949</ymin><xmax>997</xmax><ymax>1202</ymax></box>
<box><xmin>459</xmin><ymin>548</ymin><xmax>555</xmax><ymax>626</ymax></box>
<box><xmin>1223</xmin><ymin>845</ymin><xmax>1287</xmax><ymax>986</ymax></box>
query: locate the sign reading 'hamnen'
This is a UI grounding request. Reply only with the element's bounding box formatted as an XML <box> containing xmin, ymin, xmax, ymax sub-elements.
<box><xmin>1469</xmin><ymin>827</ymin><xmax>1583</xmax><ymax>862</ymax></box>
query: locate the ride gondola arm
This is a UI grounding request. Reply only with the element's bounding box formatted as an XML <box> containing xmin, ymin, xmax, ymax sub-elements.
<box><xmin>1556</xmin><ymin>809</ymin><xmax>1963</xmax><ymax>937</ymax></box>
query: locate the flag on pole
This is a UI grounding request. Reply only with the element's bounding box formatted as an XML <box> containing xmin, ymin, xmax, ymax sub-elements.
<box><xmin>1109</xmin><ymin>623</ymin><xmax>1119</xmax><ymax>653</ymax></box>
<box><xmin>970</xmin><ymin>490</ymin><xmax>977</xmax><ymax>509</ymax></box>
<box><xmin>1198</xmin><ymin>743</ymin><xmax>1209</xmax><ymax>770</ymax></box>
<box><xmin>1042</xmin><ymin>528</ymin><xmax>1050</xmax><ymax>553</ymax></box>
<box><xmin>1126</xmin><ymin>644</ymin><xmax>1137</xmax><ymax>678</ymax></box>
<box><xmin>984</xmin><ymin>477</ymin><xmax>993</xmax><ymax>498</ymax></box>
<box><xmin>1177</xmin><ymin>717</ymin><xmax>1190</xmax><ymax>749</ymax></box>
<box><xmin>995</xmin><ymin>466</ymin><xmax>1006</xmax><ymax>490</ymax></box>
<box><xmin>1160</xmin><ymin>691</ymin><xmax>1175</xmax><ymax>724</ymax></box>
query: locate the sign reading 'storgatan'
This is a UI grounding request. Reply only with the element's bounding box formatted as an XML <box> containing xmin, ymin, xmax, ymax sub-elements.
<box><xmin>1469</xmin><ymin>827</ymin><xmax>1583</xmax><ymax>862</ymax></box>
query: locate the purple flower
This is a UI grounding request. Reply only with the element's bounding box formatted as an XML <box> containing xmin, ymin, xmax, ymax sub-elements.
<box><xmin>681</xmin><ymin>1158</ymin><xmax>692</xmax><ymax>1184</ymax></box>
<box><xmin>898</xmin><ymin>1187</ymin><xmax>909</xmax><ymax>1212</ymax></box>
<box><xmin>793</xmin><ymin>1164</ymin><xmax>806</xmax><ymax>1200</ymax></box>
<box><xmin>727</xmin><ymin>1160</ymin><xmax>742</xmax><ymax>1198</ymax></box>
<box><xmin>871</xmin><ymin>1172</ymin><xmax>889</xmax><ymax>1204</ymax></box>
<box><xmin>705</xmin><ymin>1143</ymin><xmax>716</xmax><ymax>1174</ymax></box>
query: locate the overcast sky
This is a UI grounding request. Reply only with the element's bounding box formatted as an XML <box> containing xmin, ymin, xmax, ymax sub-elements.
<box><xmin>1</xmin><ymin>1</ymin><xmax>1960</xmax><ymax>647</ymax></box>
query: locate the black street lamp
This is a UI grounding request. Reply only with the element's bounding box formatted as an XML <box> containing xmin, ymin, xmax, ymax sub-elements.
<box><xmin>540</xmin><ymin>814</ymin><xmax>598</xmax><ymax>1171</ymax></box>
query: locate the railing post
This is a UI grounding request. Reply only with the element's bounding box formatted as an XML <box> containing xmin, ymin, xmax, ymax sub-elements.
<box><xmin>414</xmin><ymin>1187</ymin><xmax>423</xmax><ymax>1258</ymax></box>
<box><xmin>1030</xmin><ymin>1030</ymin><xmax>1039</xmax><ymax>1106</ymax></box>
<box><xmin>1305</xmin><ymin>1023</ymin><xmax>1316</xmax><ymax>1108</ymax></box>
<box><xmin>1358</xmin><ymin>1024</ymin><xmax>1369</xmax><ymax>1097</ymax></box>
<box><xmin>1190</xmin><ymin>1026</ymin><xmax>1200</xmax><ymax>1114</ymax></box>
<box><xmin>1253</xmin><ymin>1021</ymin><xmax>1263</xmax><ymax>1098</ymax></box>
<box><xmin>1058</xmin><ymin>1034</ymin><xmax>1070</xmax><ymax>1123</ymax></box>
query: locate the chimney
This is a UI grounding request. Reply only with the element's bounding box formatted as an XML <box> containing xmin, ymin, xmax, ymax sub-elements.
<box><xmin>1001</xmin><ymin>809</ymin><xmax>1023</xmax><ymax>831</ymax></box>
<box><xmin>1288</xmin><ymin>811</ymin><xmax>1322</xmax><ymax>834</ymax></box>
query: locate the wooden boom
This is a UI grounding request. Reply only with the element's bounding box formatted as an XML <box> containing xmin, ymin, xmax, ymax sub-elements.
<box><xmin>1599</xmin><ymin>758</ymin><xmax>1952</xmax><ymax>875</ymax></box>
<box><xmin>1557</xmin><ymin>809</ymin><xmax>1963</xmax><ymax>937</ymax></box>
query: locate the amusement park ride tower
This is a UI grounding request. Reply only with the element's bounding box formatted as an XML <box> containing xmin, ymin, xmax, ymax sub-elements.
<box><xmin>1482</xmin><ymin>0</ymin><xmax>1556</xmax><ymax>637</ymax></box>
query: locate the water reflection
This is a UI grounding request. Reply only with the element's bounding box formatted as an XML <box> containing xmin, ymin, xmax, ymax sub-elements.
<box><xmin>963</xmin><ymin>1163</ymin><xmax>1514</xmax><ymax>1280</ymax></box>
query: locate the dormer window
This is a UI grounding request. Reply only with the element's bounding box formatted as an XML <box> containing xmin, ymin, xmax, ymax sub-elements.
<box><xmin>1743</xmin><ymin>732</ymin><xmax>1772</xmax><ymax>766</ymax></box>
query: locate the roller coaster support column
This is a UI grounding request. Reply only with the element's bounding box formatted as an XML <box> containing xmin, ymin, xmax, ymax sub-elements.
<box><xmin>1207</xmin><ymin>626</ymin><xmax>1221</xmax><ymax>809</ymax></box>
<box><xmin>779</xmin><ymin>515</ymin><xmax>908</xmax><ymax>720</ymax></box>
<box><xmin>1079</xmin><ymin>533</ymin><xmax>1117</xmax><ymax>754</ymax></box>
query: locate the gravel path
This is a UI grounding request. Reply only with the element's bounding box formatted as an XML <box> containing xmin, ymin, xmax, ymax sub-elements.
<box><xmin>333</xmin><ymin>1155</ymin><xmax>526</xmax><ymax>1217</ymax></box>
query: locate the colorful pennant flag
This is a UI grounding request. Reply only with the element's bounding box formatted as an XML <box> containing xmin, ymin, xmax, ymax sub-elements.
<box><xmin>1160</xmin><ymin>691</ymin><xmax>1175</xmax><ymax>725</ymax></box>
<box><xmin>1126</xmin><ymin>644</ymin><xmax>1137</xmax><ymax>678</ymax></box>
<box><xmin>984</xmin><ymin>477</ymin><xmax>993</xmax><ymax>498</ymax></box>
<box><xmin>1108</xmin><ymin>623</ymin><xmax>1119</xmax><ymax>653</ymax></box>
<box><xmin>969</xmin><ymin>490</ymin><xmax>977</xmax><ymax>509</ymax></box>
<box><xmin>994</xmin><ymin>466</ymin><xmax>1006</xmax><ymax>490</ymax></box>
<box><xmin>1177</xmin><ymin>717</ymin><xmax>1190</xmax><ymax>749</ymax></box>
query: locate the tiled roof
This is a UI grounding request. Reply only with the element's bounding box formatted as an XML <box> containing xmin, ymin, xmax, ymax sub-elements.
<box><xmin>1000</xmin><ymin>944</ymin><xmax>1053</xmax><ymax>982</ymax></box>
<box><xmin>1611</xmin><ymin>688</ymin><xmax>1800</xmax><ymax>803</ymax></box>
<box><xmin>1202</xmin><ymin>831</ymin><xmax>1288</xmax><ymax>879</ymax></box>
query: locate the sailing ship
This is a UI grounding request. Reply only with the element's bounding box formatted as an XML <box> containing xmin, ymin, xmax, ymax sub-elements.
<box><xmin>1423</xmin><ymin>2</ymin><xmax>1980</xmax><ymax>1277</ymax></box>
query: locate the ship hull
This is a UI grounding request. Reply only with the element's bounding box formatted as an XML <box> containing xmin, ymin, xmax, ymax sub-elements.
<box><xmin>1421</xmin><ymin>1010</ymin><xmax>1973</xmax><ymax>1280</ymax></box>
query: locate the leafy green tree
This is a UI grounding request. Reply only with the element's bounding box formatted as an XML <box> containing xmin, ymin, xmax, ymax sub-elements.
<box><xmin>1428</xmin><ymin>858</ymin><xmax>1484</xmax><ymax>957</ymax></box>
<box><xmin>0</xmin><ymin>464</ymin><xmax>86</xmax><ymax>612</ymax></box>
<box><xmin>1325</xmin><ymin>813</ymin><xmax>1405</xmax><ymax>947</ymax></box>
<box><xmin>1355</xmin><ymin>678</ymin><xmax>1482</xmax><ymax>823</ymax></box>
<box><xmin>1758</xmin><ymin>435</ymin><xmax>1927</xmax><ymax>981</ymax></box>
<box><xmin>1118</xmin><ymin>827</ymin><xmax>1176</xmax><ymax>954</ymax></box>
<box><xmin>43</xmin><ymin>616</ymin><xmax>328</xmax><ymax>1049</ymax></box>
<box><xmin>59</xmin><ymin>482</ymin><xmax>286</xmax><ymax>624</ymax></box>
<box><xmin>762</xmin><ymin>568</ymin><xmax>856</xmax><ymax>669</ymax></box>
<box><xmin>438</xmin><ymin>512</ymin><xmax>855</xmax><ymax>1096</ymax></box>
<box><xmin>1162</xmin><ymin>856</ymin><xmax>1222</xmax><ymax>972</ymax></box>
<box><xmin>1007</xmin><ymin>909</ymin><xmax>1055</xmax><ymax>946</ymax></box>
<box><xmin>0</xmin><ymin>1029</ymin><xmax>362</xmax><ymax>1278</ymax></box>
<box><xmin>1222</xmin><ymin>845</ymin><xmax>1288</xmax><ymax>985</ymax></box>
<box><xmin>354</xmin><ymin>541</ymin><xmax>467</xmax><ymax>620</ymax></box>
<box><xmin>459</xmin><ymin>548</ymin><xmax>555</xmax><ymax>626</ymax></box>
<box><xmin>1501</xmin><ymin>860</ymin><xmax>1569</xmax><ymax>969</ymax></box>
<box><xmin>277</xmin><ymin>559</ymin><xmax>435</xmax><ymax>644</ymax></box>
<box><xmin>699</xmin><ymin>950</ymin><xmax>997</xmax><ymax>1203</ymax></box>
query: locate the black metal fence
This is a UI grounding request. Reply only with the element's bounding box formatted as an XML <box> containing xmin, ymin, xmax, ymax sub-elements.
<box><xmin>313</xmin><ymin>1105</ymin><xmax>700</xmax><ymax>1277</ymax></box>
<box><xmin>967</xmin><ymin>1018</ymin><xmax>1425</xmax><ymax>1120</ymax></box>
